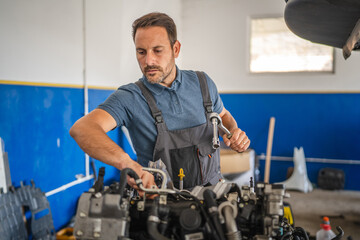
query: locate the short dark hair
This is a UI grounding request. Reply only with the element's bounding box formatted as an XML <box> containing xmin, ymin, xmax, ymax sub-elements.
<box><xmin>132</xmin><ymin>12</ymin><xmax>177</xmax><ymax>47</ymax></box>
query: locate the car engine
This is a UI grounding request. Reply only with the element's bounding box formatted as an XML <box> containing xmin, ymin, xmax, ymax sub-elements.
<box><xmin>73</xmin><ymin>167</ymin><xmax>312</xmax><ymax>240</ymax></box>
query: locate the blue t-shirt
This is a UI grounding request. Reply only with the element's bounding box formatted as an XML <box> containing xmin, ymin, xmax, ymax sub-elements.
<box><xmin>98</xmin><ymin>66</ymin><xmax>224</xmax><ymax>166</ymax></box>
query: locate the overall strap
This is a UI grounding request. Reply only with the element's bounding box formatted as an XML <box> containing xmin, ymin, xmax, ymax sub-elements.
<box><xmin>135</xmin><ymin>81</ymin><xmax>164</xmax><ymax>124</ymax></box>
<box><xmin>195</xmin><ymin>71</ymin><xmax>213</xmax><ymax>113</ymax></box>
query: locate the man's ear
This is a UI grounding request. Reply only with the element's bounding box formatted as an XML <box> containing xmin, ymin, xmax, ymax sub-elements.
<box><xmin>173</xmin><ymin>40</ymin><xmax>181</xmax><ymax>58</ymax></box>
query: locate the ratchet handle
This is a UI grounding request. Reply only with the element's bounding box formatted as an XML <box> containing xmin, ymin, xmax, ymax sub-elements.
<box><xmin>225</xmin><ymin>132</ymin><xmax>233</xmax><ymax>139</ymax></box>
<box><xmin>218</xmin><ymin>123</ymin><xmax>232</xmax><ymax>139</ymax></box>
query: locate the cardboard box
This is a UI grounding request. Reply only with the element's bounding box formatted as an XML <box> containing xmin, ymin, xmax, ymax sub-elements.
<box><xmin>220</xmin><ymin>149</ymin><xmax>252</xmax><ymax>174</ymax></box>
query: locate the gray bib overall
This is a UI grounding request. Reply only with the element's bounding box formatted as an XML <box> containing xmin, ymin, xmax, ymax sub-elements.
<box><xmin>135</xmin><ymin>71</ymin><xmax>222</xmax><ymax>189</ymax></box>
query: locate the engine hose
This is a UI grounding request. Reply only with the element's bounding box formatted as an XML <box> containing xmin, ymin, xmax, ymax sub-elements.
<box><xmin>226</xmin><ymin>231</ymin><xmax>242</xmax><ymax>240</ymax></box>
<box><xmin>119</xmin><ymin>168</ymin><xmax>140</xmax><ymax>199</ymax></box>
<box><xmin>294</xmin><ymin>227</ymin><xmax>309</xmax><ymax>240</ymax></box>
<box><xmin>158</xmin><ymin>204</ymin><xmax>170</xmax><ymax>235</ymax></box>
<box><xmin>223</xmin><ymin>206</ymin><xmax>241</xmax><ymax>240</ymax></box>
<box><xmin>147</xmin><ymin>202</ymin><xmax>170</xmax><ymax>240</ymax></box>
<box><xmin>280</xmin><ymin>231</ymin><xmax>292</xmax><ymax>240</ymax></box>
<box><xmin>203</xmin><ymin>189</ymin><xmax>226</xmax><ymax>240</ymax></box>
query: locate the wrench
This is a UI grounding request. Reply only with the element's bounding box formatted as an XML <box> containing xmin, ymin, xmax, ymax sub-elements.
<box><xmin>209</xmin><ymin>112</ymin><xmax>232</xmax><ymax>149</ymax></box>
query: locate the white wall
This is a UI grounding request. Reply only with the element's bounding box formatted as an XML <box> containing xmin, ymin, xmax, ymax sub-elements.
<box><xmin>180</xmin><ymin>0</ymin><xmax>360</xmax><ymax>92</ymax></box>
<box><xmin>0</xmin><ymin>0</ymin><xmax>358</xmax><ymax>90</ymax></box>
<box><xmin>86</xmin><ymin>0</ymin><xmax>182</xmax><ymax>87</ymax></box>
<box><xmin>0</xmin><ymin>0</ymin><xmax>83</xmax><ymax>85</ymax></box>
<box><xmin>0</xmin><ymin>0</ymin><xmax>182</xmax><ymax>87</ymax></box>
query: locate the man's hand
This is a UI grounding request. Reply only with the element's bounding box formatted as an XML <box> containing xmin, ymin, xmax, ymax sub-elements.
<box><xmin>127</xmin><ymin>168</ymin><xmax>156</xmax><ymax>190</ymax></box>
<box><xmin>125</xmin><ymin>162</ymin><xmax>157</xmax><ymax>198</ymax></box>
<box><xmin>222</xmin><ymin>128</ymin><xmax>250</xmax><ymax>152</ymax></box>
<box><xmin>219</xmin><ymin>108</ymin><xmax>250</xmax><ymax>152</ymax></box>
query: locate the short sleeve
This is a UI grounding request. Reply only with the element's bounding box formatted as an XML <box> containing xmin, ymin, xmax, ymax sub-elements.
<box><xmin>97</xmin><ymin>84</ymin><xmax>138</xmax><ymax>127</ymax></box>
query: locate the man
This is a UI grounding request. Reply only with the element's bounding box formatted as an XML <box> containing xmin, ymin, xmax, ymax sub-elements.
<box><xmin>70</xmin><ymin>12</ymin><xmax>250</xmax><ymax>194</ymax></box>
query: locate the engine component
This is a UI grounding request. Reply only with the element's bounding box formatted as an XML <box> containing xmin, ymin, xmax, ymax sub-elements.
<box><xmin>73</xmin><ymin>167</ymin><xmax>336</xmax><ymax>240</ymax></box>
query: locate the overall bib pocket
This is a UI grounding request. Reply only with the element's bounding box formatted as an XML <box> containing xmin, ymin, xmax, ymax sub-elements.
<box><xmin>197</xmin><ymin>143</ymin><xmax>221</xmax><ymax>185</ymax></box>
<box><xmin>169</xmin><ymin>145</ymin><xmax>202</xmax><ymax>189</ymax></box>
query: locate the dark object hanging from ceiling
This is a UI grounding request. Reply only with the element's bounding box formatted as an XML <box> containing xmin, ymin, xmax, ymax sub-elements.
<box><xmin>284</xmin><ymin>0</ymin><xmax>360</xmax><ymax>59</ymax></box>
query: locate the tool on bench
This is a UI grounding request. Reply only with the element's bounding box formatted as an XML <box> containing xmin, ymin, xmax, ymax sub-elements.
<box><xmin>209</xmin><ymin>113</ymin><xmax>232</xmax><ymax>149</ymax></box>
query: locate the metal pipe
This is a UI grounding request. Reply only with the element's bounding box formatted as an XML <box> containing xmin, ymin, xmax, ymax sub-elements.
<box><xmin>82</xmin><ymin>0</ymin><xmax>90</xmax><ymax>177</ymax></box>
<box><xmin>223</xmin><ymin>206</ymin><xmax>241</xmax><ymax>240</ymax></box>
<box><xmin>45</xmin><ymin>174</ymin><xmax>94</xmax><ymax>197</ymax></box>
<box><xmin>140</xmin><ymin>168</ymin><xmax>176</xmax><ymax>194</ymax></box>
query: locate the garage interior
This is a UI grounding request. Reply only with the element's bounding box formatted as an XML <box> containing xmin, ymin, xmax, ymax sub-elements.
<box><xmin>0</xmin><ymin>0</ymin><xmax>359</xmax><ymax>239</ymax></box>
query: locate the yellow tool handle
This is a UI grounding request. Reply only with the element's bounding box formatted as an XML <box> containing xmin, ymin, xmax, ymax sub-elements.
<box><xmin>178</xmin><ymin>168</ymin><xmax>185</xmax><ymax>180</ymax></box>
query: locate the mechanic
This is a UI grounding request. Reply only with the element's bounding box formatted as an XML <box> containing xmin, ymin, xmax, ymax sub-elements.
<box><xmin>69</xmin><ymin>12</ymin><xmax>250</xmax><ymax>194</ymax></box>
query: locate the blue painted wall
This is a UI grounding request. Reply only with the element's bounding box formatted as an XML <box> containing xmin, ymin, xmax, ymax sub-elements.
<box><xmin>1</xmin><ymin>84</ymin><xmax>359</xmax><ymax>231</ymax></box>
<box><xmin>0</xmin><ymin>84</ymin><xmax>120</xmax><ymax>230</ymax></box>
<box><xmin>220</xmin><ymin>93</ymin><xmax>360</xmax><ymax>190</ymax></box>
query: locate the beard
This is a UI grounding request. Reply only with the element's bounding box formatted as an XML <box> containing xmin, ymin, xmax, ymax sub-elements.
<box><xmin>143</xmin><ymin>60</ymin><xmax>175</xmax><ymax>85</ymax></box>
<box><xmin>144</xmin><ymin>65</ymin><xmax>164</xmax><ymax>84</ymax></box>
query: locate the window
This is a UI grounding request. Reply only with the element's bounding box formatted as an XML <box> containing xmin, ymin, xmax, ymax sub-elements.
<box><xmin>250</xmin><ymin>17</ymin><xmax>334</xmax><ymax>73</ymax></box>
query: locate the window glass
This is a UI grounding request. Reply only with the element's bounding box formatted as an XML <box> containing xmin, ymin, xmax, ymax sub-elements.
<box><xmin>250</xmin><ymin>17</ymin><xmax>334</xmax><ymax>73</ymax></box>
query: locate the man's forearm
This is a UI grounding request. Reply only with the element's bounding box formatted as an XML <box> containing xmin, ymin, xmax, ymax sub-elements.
<box><xmin>69</xmin><ymin>109</ymin><xmax>156</xmax><ymax>191</ymax></box>
<box><xmin>69</xmin><ymin>120</ymin><xmax>134</xmax><ymax>171</ymax></box>
<box><xmin>220</xmin><ymin>109</ymin><xmax>238</xmax><ymax>132</ymax></box>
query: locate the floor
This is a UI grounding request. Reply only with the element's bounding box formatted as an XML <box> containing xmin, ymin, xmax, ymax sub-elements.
<box><xmin>285</xmin><ymin>189</ymin><xmax>360</xmax><ymax>239</ymax></box>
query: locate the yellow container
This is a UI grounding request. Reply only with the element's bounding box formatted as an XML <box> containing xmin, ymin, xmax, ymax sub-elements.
<box><xmin>56</xmin><ymin>227</ymin><xmax>75</xmax><ymax>240</ymax></box>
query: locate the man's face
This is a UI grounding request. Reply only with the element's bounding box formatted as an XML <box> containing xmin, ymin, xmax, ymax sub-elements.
<box><xmin>134</xmin><ymin>26</ymin><xmax>180</xmax><ymax>87</ymax></box>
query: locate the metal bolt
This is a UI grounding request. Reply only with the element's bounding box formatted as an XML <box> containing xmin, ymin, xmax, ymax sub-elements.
<box><xmin>137</xmin><ymin>202</ymin><xmax>144</xmax><ymax>210</ymax></box>
<box><xmin>190</xmin><ymin>204</ymin><xmax>196</xmax><ymax>210</ymax></box>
